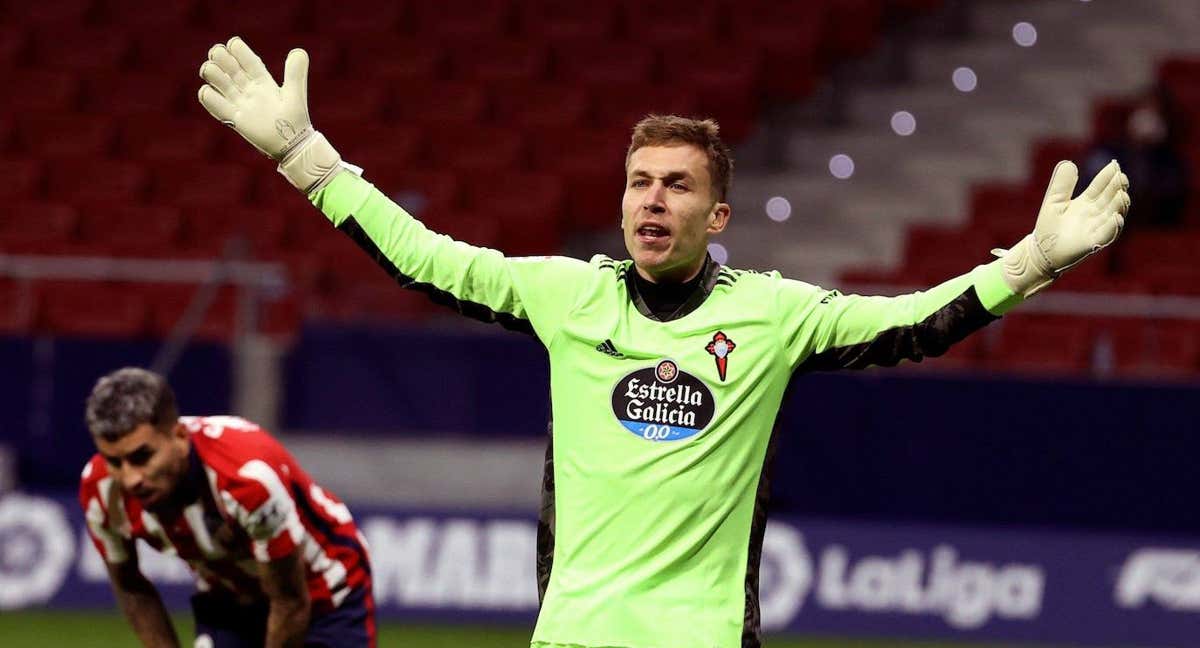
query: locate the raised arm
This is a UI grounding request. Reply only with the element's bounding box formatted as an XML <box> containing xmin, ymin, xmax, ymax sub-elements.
<box><xmin>780</xmin><ymin>158</ymin><xmax>1131</xmax><ymax>372</ymax></box>
<box><xmin>196</xmin><ymin>36</ymin><xmax>593</xmax><ymax>343</ymax></box>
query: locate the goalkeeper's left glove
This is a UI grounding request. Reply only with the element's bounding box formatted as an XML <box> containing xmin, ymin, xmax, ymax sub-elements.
<box><xmin>999</xmin><ymin>159</ymin><xmax>1130</xmax><ymax>297</ymax></box>
<box><xmin>197</xmin><ymin>36</ymin><xmax>343</xmax><ymax>194</ymax></box>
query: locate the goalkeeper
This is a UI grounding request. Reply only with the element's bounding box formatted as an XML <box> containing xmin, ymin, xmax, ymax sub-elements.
<box><xmin>198</xmin><ymin>38</ymin><xmax>1129</xmax><ymax>648</ymax></box>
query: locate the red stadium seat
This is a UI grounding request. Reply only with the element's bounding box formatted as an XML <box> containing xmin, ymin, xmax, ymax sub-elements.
<box><xmin>49</xmin><ymin>158</ymin><xmax>148</xmax><ymax>203</ymax></box>
<box><xmin>969</xmin><ymin>182</ymin><xmax>1040</xmax><ymax>232</ymax></box>
<box><xmin>320</xmin><ymin>120</ymin><xmax>425</xmax><ymax>167</ymax></box>
<box><xmin>528</xmin><ymin>127</ymin><xmax>628</xmax><ymax>230</ymax></box>
<box><xmin>0</xmin><ymin>26</ymin><xmax>29</xmax><ymax>67</ymax></box>
<box><xmin>491</xmin><ymin>82</ymin><xmax>590</xmax><ymax>129</ymax></box>
<box><xmin>824</xmin><ymin>0</ymin><xmax>883</xmax><ymax>61</ymax></box>
<box><xmin>552</xmin><ymin>41</ymin><xmax>656</xmax><ymax>85</ymax></box>
<box><xmin>342</xmin><ymin>39</ymin><xmax>448</xmax><ymax>84</ymax></box>
<box><xmin>183</xmin><ymin>205</ymin><xmax>290</xmax><ymax>258</ymax></box>
<box><xmin>1028</xmin><ymin>139</ymin><xmax>1087</xmax><ymax>189</ymax></box>
<box><xmin>6</xmin><ymin>0</ymin><xmax>96</xmax><ymax>25</ymax></box>
<box><xmin>451</xmin><ymin>39</ymin><xmax>550</xmax><ymax>85</ymax></box>
<box><xmin>197</xmin><ymin>0</ymin><xmax>306</xmax><ymax>33</ymax></box>
<box><xmin>0</xmin><ymin>70</ymin><xmax>82</xmax><ymax>113</ymax></box>
<box><xmin>514</xmin><ymin>1</ymin><xmax>619</xmax><ymax>44</ymax></box>
<box><xmin>416</xmin><ymin>207</ymin><xmax>504</xmax><ymax>250</ymax></box>
<box><xmin>17</xmin><ymin>114</ymin><xmax>117</xmax><ymax>158</ymax></box>
<box><xmin>590</xmin><ymin>82</ymin><xmax>700</xmax><ymax>130</ymax></box>
<box><xmin>0</xmin><ymin>280</ymin><xmax>36</xmax><ymax>335</ymax></box>
<box><xmin>0</xmin><ymin>202</ymin><xmax>79</xmax><ymax>254</ymax></box>
<box><xmin>38</xmin><ymin>280</ymin><xmax>150</xmax><ymax>339</ymax></box>
<box><xmin>621</xmin><ymin>0</ymin><xmax>721</xmax><ymax>44</ymax></box>
<box><xmin>87</xmin><ymin>72</ymin><xmax>187</xmax><ymax>118</ymax></box>
<box><xmin>1091</xmin><ymin>98</ymin><xmax>1137</xmax><ymax>144</ymax></box>
<box><xmin>119</xmin><ymin>115</ymin><xmax>220</xmax><ymax>162</ymax></box>
<box><xmin>902</xmin><ymin>226</ymin><xmax>995</xmax><ymax>285</ymax></box>
<box><xmin>75</xmin><ymin>203</ymin><xmax>183</xmax><ymax>257</ymax></box>
<box><xmin>411</xmin><ymin>0</ymin><xmax>515</xmax><ymax>40</ymax></box>
<box><xmin>465</xmin><ymin>171</ymin><xmax>566</xmax><ymax>254</ymax></box>
<box><xmin>97</xmin><ymin>0</ymin><xmax>201</xmax><ymax>29</ymax></box>
<box><xmin>130</xmin><ymin>28</ymin><xmax>221</xmax><ymax>72</ymax></box>
<box><xmin>427</xmin><ymin>126</ymin><xmax>526</xmax><ymax>173</ymax></box>
<box><xmin>151</xmin><ymin>161</ymin><xmax>256</xmax><ymax>208</ymax></box>
<box><xmin>0</xmin><ymin>158</ymin><xmax>46</xmax><ymax>200</ymax></box>
<box><xmin>307</xmin><ymin>79</ymin><xmax>392</xmax><ymax>123</ymax></box>
<box><xmin>1101</xmin><ymin>318</ymin><xmax>1200</xmax><ymax>378</ymax></box>
<box><xmin>392</xmin><ymin>81</ymin><xmax>488</xmax><ymax>127</ymax></box>
<box><xmin>354</xmin><ymin>167</ymin><xmax>462</xmax><ymax>215</ymax></box>
<box><xmin>989</xmin><ymin>314</ymin><xmax>1093</xmax><ymax>375</ymax></box>
<box><xmin>311</xmin><ymin>0</ymin><xmax>405</xmax><ymax>35</ymax></box>
<box><xmin>141</xmin><ymin>283</ymin><xmax>299</xmax><ymax>341</ymax></box>
<box><xmin>31</xmin><ymin>25</ymin><xmax>134</xmax><ymax>70</ymax></box>
<box><xmin>728</xmin><ymin>2</ymin><xmax>824</xmax><ymax>99</ymax></box>
<box><xmin>223</xmin><ymin>31</ymin><xmax>343</xmax><ymax>81</ymax></box>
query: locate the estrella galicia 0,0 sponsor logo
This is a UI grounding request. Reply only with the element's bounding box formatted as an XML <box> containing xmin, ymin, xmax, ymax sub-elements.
<box><xmin>611</xmin><ymin>360</ymin><xmax>716</xmax><ymax>441</ymax></box>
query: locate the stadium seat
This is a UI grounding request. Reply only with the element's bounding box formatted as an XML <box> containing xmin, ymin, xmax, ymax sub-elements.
<box><xmin>620</xmin><ymin>0</ymin><xmax>721</xmax><ymax>44</ymax></box>
<box><xmin>38</xmin><ymin>280</ymin><xmax>150</xmax><ymax>338</ymax></box>
<box><xmin>427</xmin><ymin>126</ymin><xmax>526</xmax><ymax>173</ymax></box>
<box><xmin>901</xmin><ymin>226</ymin><xmax>995</xmax><ymax>285</ymax></box>
<box><xmin>151</xmin><ymin>161</ymin><xmax>256</xmax><ymax>208</ymax></box>
<box><xmin>465</xmin><ymin>171</ymin><xmax>566</xmax><ymax>255</ymax></box>
<box><xmin>590</xmin><ymin>82</ymin><xmax>700</xmax><ymax>130</ymax></box>
<box><xmin>49</xmin><ymin>158</ymin><xmax>148</xmax><ymax>203</ymax></box>
<box><xmin>0</xmin><ymin>69</ymin><xmax>82</xmax><ymax>113</ymax></box>
<box><xmin>354</xmin><ymin>167</ymin><xmax>462</xmax><ymax>216</ymax></box>
<box><xmin>307</xmin><ymin>79</ymin><xmax>392</xmax><ymax>123</ymax></box>
<box><xmin>490</xmin><ymin>82</ymin><xmax>590</xmax><ymax>129</ymax></box>
<box><xmin>130</xmin><ymin>29</ymin><xmax>225</xmax><ymax>72</ymax></box>
<box><xmin>183</xmin><ymin>205</ymin><xmax>289</xmax><ymax>258</ymax></box>
<box><xmin>824</xmin><ymin>0</ymin><xmax>883</xmax><ymax>61</ymax></box>
<box><xmin>989</xmin><ymin>315</ymin><xmax>1093</xmax><ymax>375</ymax></box>
<box><xmin>342</xmin><ymin>39</ymin><xmax>448</xmax><ymax>84</ymax></box>
<box><xmin>1099</xmin><ymin>318</ymin><xmax>1200</xmax><ymax>378</ymax></box>
<box><xmin>451</xmin><ymin>39</ymin><xmax>550</xmax><ymax>85</ymax></box>
<box><xmin>411</xmin><ymin>0</ymin><xmax>515</xmax><ymax>40</ymax></box>
<box><xmin>0</xmin><ymin>26</ymin><xmax>28</xmax><ymax>67</ymax></box>
<box><xmin>0</xmin><ymin>202</ymin><xmax>79</xmax><ymax>254</ymax></box>
<box><xmin>87</xmin><ymin>72</ymin><xmax>187</xmax><ymax>118</ymax></box>
<box><xmin>119</xmin><ymin>115</ymin><xmax>220</xmax><ymax>161</ymax></box>
<box><xmin>97</xmin><ymin>0</ymin><xmax>200</xmax><ymax>29</ymax></box>
<box><xmin>75</xmin><ymin>203</ymin><xmax>183</xmax><ymax>257</ymax></box>
<box><xmin>319</xmin><ymin>120</ymin><xmax>424</xmax><ymax>166</ymax></box>
<box><xmin>527</xmin><ymin>127</ymin><xmax>628</xmax><ymax>230</ymax></box>
<box><xmin>514</xmin><ymin>1</ymin><xmax>620</xmax><ymax>44</ymax></box>
<box><xmin>969</xmin><ymin>182</ymin><xmax>1040</xmax><ymax>233</ymax></box>
<box><xmin>141</xmin><ymin>282</ymin><xmax>299</xmax><ymax>341</ymax></box>
<box><xmin>31</xmin><ymin>25</ymin><xmax>133</xmax><ymax>70</ymax></box>
<box><xmin>5</xmin><ymin>0</ymin><xmax>96</xmax><ymax>25</ymax></box>
<box><xmin>1028</xmin><ymin>139</ymin><xmax>1087</xmax><ymax>189</ymax></box>
<box><xmin>411</xmin><ymin>207</ymin><xmax>504</xmax><ymax>251</ymax></box>
<box><xmin>311</xmin><ymin>0</ymin><xmax>405</xmax><ymax>35</ymax></box>
<box><xmin>392</xmin><ymin>81</ymin><xmax>488</xmax><ymax>127</ymax></box>
<box><xmin>0</xmin><ymin>158</ymin><xmax>45</xmax><ymax>200</ymax></box>
<box><xmin>17</xmin><ymin>114</ymin><xmax>117</xmax><ymax>158</ymax></box>
<box><xmin>728</xmin><ymin>2</ymin><xmax>823</xmax><ymax>99</ymax></box>
<box><xmin>197</xmin><ymin>0</ymin><xmax>306</xmax><ymax>34</ymax></box>
<box><xmin>0</xmin><ymin>280</ymin><xmax>36</xmax><ymax>335</ymax></box>
<box><xmin>552</xmin><ymin>41</ymin><xmax>656</xmax><ymax>86</ymax></box>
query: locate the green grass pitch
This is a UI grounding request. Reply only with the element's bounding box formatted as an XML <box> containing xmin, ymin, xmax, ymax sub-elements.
<box><xmin>0</xmin><ymin>610</ymin><xmax>1074</xmax><ymax>648</ymax></box>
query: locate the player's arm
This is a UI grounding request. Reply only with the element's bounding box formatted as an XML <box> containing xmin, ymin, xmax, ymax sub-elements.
<box><xmin>781</xmin><ymin>159</ymin><xmax>1130</xmax><ymax>372</ymax></box>
<box><xmin>196</xmin><ymin>37</ymin><xmax>592</xmax><ymax>343</ymax></box>
<box><xmin>258</xmin><ymin>552</ymin><xmax>311</xmax><ymax>648</ymax></box>
<box><xmin>106</xmin><ymin>555</ymin><xmax>181</xmax><ymax>648</ymax></box>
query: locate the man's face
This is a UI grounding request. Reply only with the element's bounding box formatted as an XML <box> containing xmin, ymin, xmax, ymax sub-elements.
<box><xmin>622</xmin><ymin>144</ymin><xmax>730</xmax><ymax>283</ymax></box>
<box><xmin>95</xmin><ymin>422</ymin><xmax>189</xmax><ymax>509</ymax></box>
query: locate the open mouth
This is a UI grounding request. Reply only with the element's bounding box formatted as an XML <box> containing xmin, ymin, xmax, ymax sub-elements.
<box><xmin>636</xmin><ymin>223</ymin><xmax>671</xmax><ymax>240</ymax></box>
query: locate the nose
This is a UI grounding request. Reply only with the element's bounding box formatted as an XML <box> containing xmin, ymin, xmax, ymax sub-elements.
<box><xmin>120</xmin><ymin>468</ymin><xmax>144</xmax><ymax>493</ymax></box>
<box><xmin>641</xmin><ymin>182</ymin><xmax>667</xmax><ymax>215</ymax></box>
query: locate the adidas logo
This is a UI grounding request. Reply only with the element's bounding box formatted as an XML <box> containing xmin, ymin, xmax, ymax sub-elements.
<box><xmin>595</xmin><ymin>339</ymin><xmax>624</xmax><ymax>358</ymax></box>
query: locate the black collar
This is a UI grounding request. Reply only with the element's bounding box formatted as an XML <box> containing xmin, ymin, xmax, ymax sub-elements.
<box><xmin>626</xmin><ymin>254</ymin><xmax>723</xmax><ymax>322</ymax></box>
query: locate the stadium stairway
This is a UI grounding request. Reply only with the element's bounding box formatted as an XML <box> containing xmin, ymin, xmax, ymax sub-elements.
<box><xmin>607</xmin><ymin>0</ymin><xmax>1200</xmax><ymax>288</ymax></box>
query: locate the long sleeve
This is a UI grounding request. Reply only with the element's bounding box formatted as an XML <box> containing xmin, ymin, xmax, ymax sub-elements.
<box><xmin>308</xmin><ymin>171</ymin><xmax>595</xmax><ymax>345</ymax></box>
<box><xmin>779</xmin><ymin>260</ymin><xmax>1023</xmax><ymax>372</ymax></box>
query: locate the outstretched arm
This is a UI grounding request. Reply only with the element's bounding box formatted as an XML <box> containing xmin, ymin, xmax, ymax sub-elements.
<box><xmin>195</xmin><ymin>36</ymin><xmax>594</xmax><ymax>343</ymax></box>
<box><xmin>780</xmin><ymin>159</ymin><xmax>1131</xmax><ymax>372</ymax></box>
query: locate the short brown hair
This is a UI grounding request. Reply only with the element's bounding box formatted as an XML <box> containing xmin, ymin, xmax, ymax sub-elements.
<box><xmin>85</xmin><ymin>367</ymin><xmax>179</xmax><ymax>442</ymax></box>
<box><xmin>626</xmin><ymin>115</ymin><xmax>734</xmax><ymax>202</ymax></box>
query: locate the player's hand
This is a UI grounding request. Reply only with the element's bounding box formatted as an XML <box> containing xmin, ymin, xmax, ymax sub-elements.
<box><xmin>197</xmin><ymin>36</ymin><xmax>343</xmax><ymax>194</ymax></box>
<box><xmin>1000</xmin><ymin>159</ymin><xmax>1130</xmax><ymax>296</ymax></box>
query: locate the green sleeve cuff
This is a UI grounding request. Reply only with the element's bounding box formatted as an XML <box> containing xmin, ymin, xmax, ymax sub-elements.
<box><xmin>308</xmin><ymin>171</ymin><xmax>373</xmax><ymax>228</ymax></box>
<box><xmin>974</xmin><ymin>260</ymin><xmax>1023</xmax><ymax>316</ymax></box>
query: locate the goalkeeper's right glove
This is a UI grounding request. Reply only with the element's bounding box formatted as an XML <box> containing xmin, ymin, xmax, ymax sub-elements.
<box><xmin>197</xmin><ymin>36</ymin><xmax>343</xmax><ymax>194</ymax></box>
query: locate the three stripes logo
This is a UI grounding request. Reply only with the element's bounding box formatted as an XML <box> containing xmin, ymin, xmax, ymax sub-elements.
<box><xmin>595</xmin><ymin>339</ymin><xmax>624</xmax><ymax>358</ymax></box>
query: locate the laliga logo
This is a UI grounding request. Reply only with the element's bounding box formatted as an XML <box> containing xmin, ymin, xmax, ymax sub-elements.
<box><xmin>0</xmin><ymin>494</ymin><xmax>74</xmax><ymax>609</ymax></box>
<box><xmin>1115</xmin><ymin>548</ymin><xmax>1200</xmax><ymax>611</ymax></box>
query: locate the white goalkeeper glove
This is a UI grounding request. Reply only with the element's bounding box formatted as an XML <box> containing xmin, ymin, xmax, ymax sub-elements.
<box><xmin>998</xmin><ymin>159</ymin><xmax>1130</xmax><ymax>297</ymax></box>
<box><xmin>197</xmin><ymin>36</ymin><xmax>343</xmax><ymax>194</ymax></box>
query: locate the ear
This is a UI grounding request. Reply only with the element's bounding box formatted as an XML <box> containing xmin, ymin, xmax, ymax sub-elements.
<box><xmin>171</xmin><ymin>421</ymin><xmax>188</xmax><ymax>440</ymax></box>
<box><xmin>707</xmin><ymin>202</ymin><xmax>731</xmax><ymax>235</ymax></box>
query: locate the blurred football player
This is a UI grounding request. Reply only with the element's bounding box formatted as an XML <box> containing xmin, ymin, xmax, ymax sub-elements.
<box><xmin>80</xmin><ymin>367</ymin><xmax>375</xmax><ymax>648</ymax></box>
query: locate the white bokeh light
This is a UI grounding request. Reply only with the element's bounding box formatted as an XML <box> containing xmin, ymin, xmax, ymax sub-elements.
<box><xmin>890</xmin><ymin>110</ymin><xmax>916</xmax><ymax>136</ymax></box>
<box><xmin>829</xmin><ymin>154</ymin><xmax>855</xmax><ymax>179</ymax></box>
<box><xmin>1012</xmin><ymin>22</ymin><xmax>1037</xmax><ymax>47</ymax></box>
<box><xmin>707</xmin><ymin>242</ymin><xmax>729</xmax><ymax>265</ymax></box>
<box><xmin>952</xmin><ymin>66</ymin><xmax>978</xmax><ymax>92</ymax></box>
<box><xmin>765</xmin><ymin>196</ymin><xmax>792</xmax><ymax>222</ymax></box>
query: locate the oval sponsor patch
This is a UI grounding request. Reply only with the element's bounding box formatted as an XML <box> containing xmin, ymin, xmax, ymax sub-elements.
<box><xmin>611</xmin><ymin>359</ymin><xmax>716</xmax><ymax>441</ymax></box>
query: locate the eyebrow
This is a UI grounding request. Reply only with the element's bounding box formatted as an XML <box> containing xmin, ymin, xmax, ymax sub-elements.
<box><xmin>630</xmin><ymin>169</ymin><xmax>693</xmax><ymax>182</ymax></box>
<box><xmin>104</xmin><ymin>444</ymin><xmax>153</xmax><ymax>463</ymax></box>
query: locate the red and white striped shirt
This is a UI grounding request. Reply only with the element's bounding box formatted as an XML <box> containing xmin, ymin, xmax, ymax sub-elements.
<box><xmin>79</xmin><ymin>416</ymin><xmax>371</xmax><ymax>613</ymax></box>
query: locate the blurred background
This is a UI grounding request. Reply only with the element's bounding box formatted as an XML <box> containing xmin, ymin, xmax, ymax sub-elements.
<box><xmin>1</xmin><ymin>0</ymin><xmax>1199</xmax><ymax>646</ymax></box>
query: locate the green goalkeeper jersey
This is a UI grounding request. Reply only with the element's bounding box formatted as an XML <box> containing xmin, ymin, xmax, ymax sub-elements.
<box><xmin>310</xmin><ymin>172</ymin><xmax>1023</xmax><ymax>648</ymax></box>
